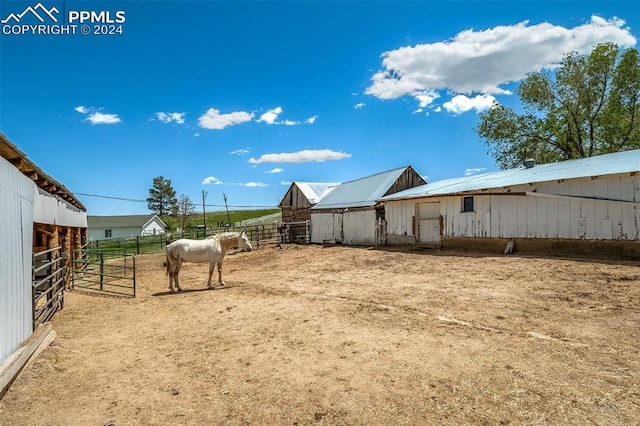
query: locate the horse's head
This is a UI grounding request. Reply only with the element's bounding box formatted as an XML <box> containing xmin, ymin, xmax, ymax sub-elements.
<box><xmin>238</xmin><ymin>230</ymin><xmax>253</xmax><ymax>252</ymax></box>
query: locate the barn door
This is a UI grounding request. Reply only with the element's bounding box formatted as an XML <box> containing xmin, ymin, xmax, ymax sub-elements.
<box><xmin>333</xmin><ymin>213</ymin><xmax>343</xmax><ymax>243</ymax></box>
<box><xmin>416</xmin><ymin>202</ymin><xmax>441</xmax><ymax>244</ymax></box>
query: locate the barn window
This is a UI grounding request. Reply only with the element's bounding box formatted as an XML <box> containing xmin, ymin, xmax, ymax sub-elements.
<box><xmin>105</xmin><ymin>229</ymin><xmax>112</xmax><ymax>238</ymax></box>
<box><xmin>462</xmin><ymin>196</ymin><xmax>474</xmax><ymax>213</ymax></box>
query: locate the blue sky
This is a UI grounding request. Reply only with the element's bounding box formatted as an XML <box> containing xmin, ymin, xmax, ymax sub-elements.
<box><xmin>1</xmin><ymin>1</ymin><xmax>638</xmax><ymax>215</ymax></box>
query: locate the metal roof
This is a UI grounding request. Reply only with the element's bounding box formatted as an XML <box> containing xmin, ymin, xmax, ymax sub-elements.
<box><xmin>381</xmin><ymin>149</ymin><xmax>640</xmax><ymax>202</ymax></box>
<box><xmin>87</xmin><ymin>214</ymin><xmax>166</xmax><ymax>229</ymax></box>
<box><xmin>295</xmin><ymin>182</ymin><xmax>340</xmax><ymax>204</ymax></box>
<box><xmin>313</xmin><ymin>167</ymin><xmax>411</xmax><ymax>209</ymax></box>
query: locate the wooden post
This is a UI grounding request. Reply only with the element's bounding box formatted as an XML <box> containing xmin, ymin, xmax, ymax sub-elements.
<box><xmin>99</xmin><ymin>253</ymin><xmax>104</xmax><ymax>290</ymax></box>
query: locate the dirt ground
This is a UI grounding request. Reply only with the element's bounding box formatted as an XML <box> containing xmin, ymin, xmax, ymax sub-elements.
<box><xmin>1</xmin><ymin>244</ymin><xmax>639</xmax><ymax>425</ymax></box>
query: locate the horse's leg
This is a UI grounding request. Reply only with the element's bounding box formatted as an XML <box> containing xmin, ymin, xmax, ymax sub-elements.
<box><xmin>217</xmin><ymin>260</ymin><xmax>225</xmax><ymax>286</ymax></box>
<box><xmin>175</xmin><ymin>261</ymin><xmax>183</xmax><ymax>291</ymax></box>
<box><xmin>167</xmin><ymin>259</ymin><xmax>175</xmax><ymax>293</ymax></box>
<box><xmin>207</xmin><ymin>262</ymin><xmax>214</xmax><ymax>289</ymax></box>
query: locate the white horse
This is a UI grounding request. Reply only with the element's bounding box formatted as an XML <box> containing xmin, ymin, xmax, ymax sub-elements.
<box><xmin>165</xmin><ymin>231</ymin><xmax>253</xmax><ymax>292</ymax></box>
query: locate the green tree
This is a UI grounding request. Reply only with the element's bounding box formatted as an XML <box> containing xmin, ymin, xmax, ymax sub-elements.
<box><xmin>476</xmin><ymin>43</ymin><xmax>640</xmax><ymax>169</ymax></box>
<box><xmin>147</xmin><ymin>176</ymin><xmax>177</xmax><ymax>216</ymax></box>
<box><xmin>177</xmin><ymin>194</ymin><xmax>196</xmax><ymax>230</ymax></box>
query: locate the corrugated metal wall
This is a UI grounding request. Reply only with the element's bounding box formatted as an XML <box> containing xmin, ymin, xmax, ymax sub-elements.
<box><xmin>384</xmin><ymin>174</ymin><xmax>640</xmax><ymax>242</ymax></box>
<box><xmin>0</xmin><ymin>157</ymin><xmax>35</xmax><ymax>364</ymax></box>
<box><xmin>33</xmin><ymin>187</ymin><xmax>87</xmax><ymax>228</ymax></box>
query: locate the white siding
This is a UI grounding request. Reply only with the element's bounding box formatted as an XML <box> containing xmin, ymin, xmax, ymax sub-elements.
<box><xmin>0</xmin><ymin>157</ymin><xmax>34</xmax><ymax>364</ymax></box>
<box><xmin>385</xmin><ymin>199</ymin><xmax>417</xmax><ymax>238</ymax></box>
<box><xmin>88</xmin><ymin>227</ymin><xmax>141</xmax><ymax>241</ymax></box>
<box><xmin>343</xmin><ymin>210</ymin><xmax>376</xmax><ymax>245</ymax></box>
<box><xmin>33</xmin><ymin>187</ymin><xmax>87</xmax><ymax>228</ymax></box>
<box><xmin>142</xmin><ymin>218</ymin><xmax>165</xmax><ymax>236</ymax></box>
<box><xmin>310</xmin><ymin>213</ymin><xmax>335</xmax><ymax>243</ymax></box>
<box><xmin>384</xmin><ymin>174</ymin><xmax>640</xmax><ymax>242</ymax></box>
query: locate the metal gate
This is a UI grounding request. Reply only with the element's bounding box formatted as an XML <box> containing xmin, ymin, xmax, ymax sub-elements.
<box><xmin>278</xmin><ymin>220</ymin><xmax>310</xmax><ymax>244</ymax></box>
<box><xmin>33</xmin><ymin>246</ymin><xmax>65</xmax><ymax>329</ymax></box>
<box><xmin>72</xmin><ymin>246</ymin><xmax>136</xmax><ymax>297</ymax></box>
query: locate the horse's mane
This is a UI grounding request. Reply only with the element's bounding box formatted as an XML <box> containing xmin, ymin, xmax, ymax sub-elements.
<box><xmin>207</xmin><ymin>231</ymin><xmax>243</xmax><ymax>252</ymax></box>
<box><xmin>207</xmin><ymin>231</ymin><xmax>242</xmax><ymax>241</ymax></box>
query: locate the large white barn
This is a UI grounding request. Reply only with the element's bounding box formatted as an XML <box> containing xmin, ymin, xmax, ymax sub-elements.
<box><xmin>311</xmin><ymin>166</ymin><xmax>425</xmax><ymax>246</ymax></box>
<box><xmin>0</xmin><ymin>134</ymin><xmax>87</xmax><ymax>394</ymax></box>
<box><xmin>380</xmin><ymin>151</ymin><xmax>640</xmax><ymax>258</ymax></box>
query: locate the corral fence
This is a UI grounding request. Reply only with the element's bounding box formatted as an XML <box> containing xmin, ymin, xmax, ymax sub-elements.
<box><xmin>278</xmin><ymin>220</ymin><xmax>311</xmax><ymax>244</ymax></box>
<box><xmin>32</xmin><ymin>246</ymin><xmax>65</xmax><ymax>329</ymax></box>
<box><xmin>72</xmin><ymin>245</ymin><xmax>136</xmax><ymax>297</ymax></box>
<box><xmin>88</xmin><ymin>224</ymin><xmax>289</xmax><ymax>256</ymax></box>
<box><xmin>89</xmin><ymin>233</ymin><xmax>167</xmax><ymax>255</ymax></box>
<box><xmin>168</xmin><ymin>224</ymin><xmax>282</xmax><ymax>249</ymax></box>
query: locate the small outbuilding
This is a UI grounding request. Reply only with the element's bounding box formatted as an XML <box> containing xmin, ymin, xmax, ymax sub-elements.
<box><xmin>278</xmin><ymin>182</ymin><xmax>338</xmax><ymax>223</ymax></box>
<box><xmin>311</xmin><ymin>166</ymin><xmax>426</xmax><ymax>245</ymax></box>
<box><xmin>380</xmin><ymin>150</ymin><xmax>640</xmax><ymax>258</ymax></box>
<box><xmin>87</xmin><ymin>214</ymin><xmax>168</xmax><ymax>241</ymax></box>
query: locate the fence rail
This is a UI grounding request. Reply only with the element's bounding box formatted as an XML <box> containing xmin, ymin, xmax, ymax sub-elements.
<box><xmin>73</xmin><ymin>246</ymin><xmax>136</xmax><ymax>297</ymax></box>
<box><xmin>33</xmin><ymin>246</ymin><xmax>65</xmax><ymax>329</ymax></box>
<box><xmin>278</xmin><ymin>220</ymin><xmax>311</xmax><ymax>244</ymax></box>
<box><xmin>90</xmin><ymin>224</ymin><xmax>289</xmax><ymax>255</ymax></box>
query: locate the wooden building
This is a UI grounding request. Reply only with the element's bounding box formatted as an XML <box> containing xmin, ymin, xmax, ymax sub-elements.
<box><xmin>1</xmin><ymin>133</ymin><xmax>87</xmax><ymax>392</ymax></box>
<box><xmin>311</xmin><ymin>166</ymin><xmax>425</xmax><ymax>246</ymax></box>
<box><xmin>380</xmin><ymin>151</ymin><xmax>640</xmax><ymax>258</ymax></box>
<box><xmin>279</xmin><ymin>182</ymin><xmax>338</xmax><ymax>223</ymax></box>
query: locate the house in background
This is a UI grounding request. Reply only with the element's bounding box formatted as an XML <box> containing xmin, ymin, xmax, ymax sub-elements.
<box><xmin>279</xmin><ymin>182</ymin><xmax>339</xmax><ymax>223</ymax></box>
<box><xmin>380</xmin><ymin>150</ymin><xmax>640</xmax><ymax>258</ymax></box>
<box><xmin>311</xmin><ymin>166</ymin><xmax>426</xmax><ymax>246</ymax></box>
<box><xmin>87</xmin><ymin>214</ymin><xmax>167</xmax><ymax>240</ymax></box>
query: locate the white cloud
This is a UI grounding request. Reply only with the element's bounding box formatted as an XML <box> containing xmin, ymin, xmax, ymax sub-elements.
<box><xmin>243</xmin><ymin>182</ymin><xmax>267</xmax><ymax>188</ymax></box>
<box><xmin>194</xmin><ymin>133</ymin><xmax>200</xmax><ymax>137</ymax></box>
<box><xmin>366</xmin><ymin>16</ymin><xmax>636</xmax><ymax>112</ymax></box>
<box><xmin>354</xmin><ymin>102</ymin><xmax>365</xmax><ymax>109</ymax></box>
<box><xmin>465</xmin><ymin>167</ymin><xmax>486</xmax><ymax>176</ymax></box>
<box><xmin>248</xmin><ymin>149</ymin><xmax>351</xmax><ymax>164</ymax></box>
<box><xmin>443</xmin><ymin>94</ymin><xmax>496</xmax><ymax>114</ymax></box>
<box><xmin>156</xmin><ymin>112</ymin><xmax>185</xmax><ymax>124</ymax></box>
<box><xmin>257</xmin><ymin>107</ymin><xmax>283</xmax><ymax>124</ymax></box>
<box><xmin>231</xmin><ymin>149</ymin><xmax>250</xmax><ymax>155</ymax></box>
<box><xmin>305</xmin><ymin>115</ymin><xmax>317</xmax><ymax>124</ymax></box>
<box><xmin>415</xmin><ymin>91</ymin><xmax>440</xmax><ymax>108</ymax></box>
<box><xmin>412</xmin><ymin>108</ymin><xmax>424</xmax><ymax>114</ymax></box>
<box><xmin>202</xmin><ymin>176</ymin><xmax>222</xmax><ymax>185</ymax></box>
<box><xmin>86</xmin><ymin>112</ymin><xmax>121</xmax><ymax>125</ymax></box>
<box><xmin>266</xmin><ymin>168</ymin><xmax>284</xmax><ymax>174</ymax></box>
<box><xmin>257</xmin><ymin>107</ymin><xmax>301</xmax><ymax>126</ymax></box>
<box><xmin>281</xmin><ymin>180</ymin><xmax>292</xmax><ymax>186</ymax></box>
<box><xmin>74</xmin><ymin>106</ymin><xmax>120</xmax><ymax>124</ymax></box>
<box><xmin>198</xmin><ymin>108</ymin><xmax>254</xmax><ymax>130</ymax></box>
